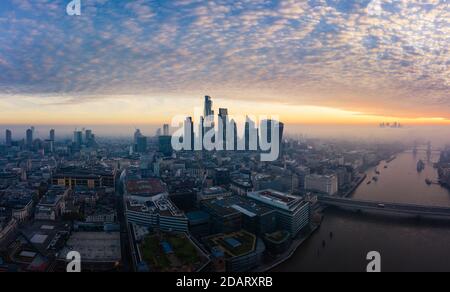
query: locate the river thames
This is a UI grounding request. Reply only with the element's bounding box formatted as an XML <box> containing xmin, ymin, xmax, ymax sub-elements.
<box><xmin>274</xmin><ymin>150</ymin><xmax>450</xmax><ymax>272</ymax></box>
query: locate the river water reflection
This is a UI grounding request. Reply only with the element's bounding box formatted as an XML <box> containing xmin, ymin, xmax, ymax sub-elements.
<box><xmin>274</xmin><ymin>151</ymin><xmax>450</xmax><ymax>272</ymax></box>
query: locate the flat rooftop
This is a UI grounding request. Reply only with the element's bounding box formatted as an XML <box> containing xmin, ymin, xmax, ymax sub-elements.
<box><xmin>126</xmin><ymin>178</ymin><xmax>166</xmax><ymax>197</ymax></box>
<box><xmin>202</xmin><ymin>196</ymin><xmax>274</xmax><ymax>218</ymax></box>
<box><xmin>60</xmin><ymin>232</ymin><xmax>121</xmax><ymax>263</ymax></box>
<box><xmin>126</xmin><ymin>196</ymin><xmax>185</xmax><ymax>218</ymax></box>
<box><xmin>139</xmin><ymin>232</ymin><xmax>209</xmax><ymax>272</ymax></box>
<box><xmin>247</xmin><ymin>189</ymin><xmax>308</xmax><ymax>211</ymax></box>
<box><xmin>204</xmin><ymin>231</ymin><xmax>256</xmax><ymax>258</ymax></box>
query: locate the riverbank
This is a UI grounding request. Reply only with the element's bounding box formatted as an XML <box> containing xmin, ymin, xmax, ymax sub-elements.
<box><xmin>342</xmin><ymin>173</ymin><xmax>367</xmax><ymax>198</ymax></box>
<box><xmin>253</xmin><ymin>223</ymin><xmax>320</xmax><ymax>272</ymax></box>
<box><xmin>254</xmin><ymin>173</ymin><xmax>366</xmax><ymax>272</ymax></box>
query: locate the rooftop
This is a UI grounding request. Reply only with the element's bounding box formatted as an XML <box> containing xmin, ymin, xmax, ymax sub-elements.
<box><xmin>202</xmin><ymin>195</ymin><xmax>274</xmax><ymax>218</ymax></box>
<box><xmin>126</xmin><ymin>178</ymin><xmax>166</xmax><ymax>197</ymax></box>
<box><xmin>204</xmin><ymin>231</ymin><xmax>256</xmax><ymax>258</ymax></box>
<box><xmin>247</xmin><ymin>189</ymin><xmax>308</xmax><ymax>211</ymax></box>
<box><xmin>139</xmin><ymin>232</ymin><xmax>209</xmax><ymax>272</ymax></box>
<box><xmin>59</xmin><ymin>232</ymin><xmax>121</xmax><ymax>263</ymax></box>
<box><xmin>126</xmin><ymin>195</ymin><xmax>185</xmax><ymax>218</ymax></box>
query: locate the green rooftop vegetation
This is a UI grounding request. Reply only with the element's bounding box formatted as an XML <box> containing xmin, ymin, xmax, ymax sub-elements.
<box><xmin>140</xmin><ymin>232</ymin><xmax>203</xmax><ymax>272</ymax></box>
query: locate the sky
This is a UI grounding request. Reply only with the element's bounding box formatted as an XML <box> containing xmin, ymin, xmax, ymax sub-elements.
<box><xmin>0</xmin><ymin>0</ymin><xmax>449</xmax><ymax>126</ymax></box>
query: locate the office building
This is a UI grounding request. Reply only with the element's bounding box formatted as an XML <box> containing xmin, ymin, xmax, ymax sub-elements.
<box><xmin>201</xmin><ymin>195</ymin><xmax>277</xmax><ymax>235</ymax></box>
<box><xmin>26</xmin><ymin>128</ymin><xmax>33</xmax><ymax>147</ymax></box>
<box><xmin>125</xmin><ymin>194</ymin><xmax>189</xmax><ymax>232</ymax></box>
<box><xmin>73</xmin><ymin>130</ymin><xmax>83</xmax><ymax>147</ymax></box>
<box><xmin>124</xmin><ymin>178</ymin><xmax>167</xmax><ymax>198</ymax></box>
<box><xmin>247</xmin><ymin>189</ymin><xmax>310</xmax><ymax>238</ymax></box>
<box><xmin>159</xmin><ymin>135</ymin><xmax>173</xmax><ymax>157</ymax></box>
<box><xmin>136</xmin><ymin>136</ymin><xmax>148</xmax><ymax>153</ymax></box>
<box><xmin>163</xmin><ymin>124</ymin><xmax>170</xmax><ymax>136</ymax></box>
<box><xmin>245</xmin><ymin>116</ymin><xmax>257</xmax><ymax>151</ymax></box>
<box><xmin>198</xmin><ymin>187</ymin><xmax>232</xmax><ymax>201</ymax></box>
<box><xmin>5</xmin><ymin>129</ymin><xmax>12</xmax><ymax>147</ymax></box>
<box><xmin>49</xmin><ymin>129</ymin><xmax>55</xmax><ymax>141</ymax></box>
<box><xmin>204</xmin><ymin>231</ymin><xmax>266</xmax><ymax>272</ymax></box>
<box><xmin>204</xmin><ymin>95</ymin><xmax>213</xmax><ymax>117</ymax></box>
<box><xmin>184</xmin><ymin>117</ymin><xmax>194</xmax><ymax>150</ymax></box>
<box><xmin>218</xmin><ymin>108</ymin><xmax>228</xmax><ymax>149</ymax></box>
<box><xmin>305</xmin><ymin>174</ymin><xmax>338</xmax><ymax>196</ymax></box>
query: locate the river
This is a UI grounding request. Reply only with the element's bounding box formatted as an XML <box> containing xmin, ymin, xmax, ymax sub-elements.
<box><xmin>274</xmin><ymin>150</ymin><xmax>450</xmax><ymax>272</ymax></box>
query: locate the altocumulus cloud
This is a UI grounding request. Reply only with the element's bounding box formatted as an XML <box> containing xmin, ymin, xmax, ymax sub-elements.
<box><xmin>0</xmin><ymin>0</ymin><xmax>448</xmax><ymax>118</ymax></box>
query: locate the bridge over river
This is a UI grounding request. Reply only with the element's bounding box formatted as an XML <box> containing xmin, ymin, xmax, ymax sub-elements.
<box><xmin>318</xmin><ymin>196</ymin><xmax>450</xmax><ymax>218</ymax></box>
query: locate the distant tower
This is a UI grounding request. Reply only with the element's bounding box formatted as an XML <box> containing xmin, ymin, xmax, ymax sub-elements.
<box><xmin>49</xmin><ymin>129</ymin><xmax>55</xmax><ymax>142</ymax></box>
<box><xmin>26</xmin><ymin>128</ymin><xmax>33</xmax><ymax>147</ymax></box>
<box><xmin>5</xmin><ymin>129</ymin><xmax>12</xmax><ymax>147</ymax></box>
<box><xmin>204</xmin><ymin>96</ymin><xmax>213</xmax><ymax>118</ymax></box>
<box><xmin>218</xmin><ymin>108</ymin><xmax>228</xmax><ymax>149</ymax></box>
<box><xmin>184</xmin><ymin>117</ymin><xmax>194</xmax><ymax>150</ymax></box>
<box><xmin>163</xmin><ymin>124</ymin><xmax>170</xmax><ymax>136</ymax></box>
<box><xmin>73</xmin><ymin>130</ymin><xmax>83</xmax><ymax>146</ymax></box>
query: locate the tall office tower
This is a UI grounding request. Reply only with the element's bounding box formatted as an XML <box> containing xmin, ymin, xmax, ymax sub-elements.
<box><xmin>73</xmin><ymin>130</ymin><xmax>83</xmax><ymax>146</ymax></box>
<box><xmin>261</xmin><ymin>120</ymin><xmax>284</xmax><ymax>144</ymax></box>
<box><xmin>49</xmin><ymin>129</ymin><xmax>55</xmax><ymax>141</ymax></box>
<box><xmin>85</xmin><ymin>129</ymin><xmax>92</xmax><ymax>142</ymax></box>
<box><xmin>5</xmin><ymin>129</ymin><xmax>12</xmax><ymax>147</ymax></box>
<box><xmin>230</xmin><ymin>118</ymin><xmax>238</xmax><ymax>150</ymax></box>
<box><xmin>136</xmin><ymin>136</ymin><xmax>148</xmax><ymax>153</ymax></box>
<box><xmin>26</xmin><ymin>128</ymin><xmax>33</xmax><ymax>147</ymax></box>
<box><xmin>159</xmin><ymin>135</ymin><xmax>173</xmax><ymax>157</ymax></box>
<box><xmin>204</xmin><ymin>96</ymin><xmax>213</xmax><ymax>118</ymax></box>
<box><xmin>184</xmin><ymin>117</ymin><xmax>194</xmax><ymax>151</ymax></box>
<box><xmin>134</xmin><ymin>129</ymin><xmax>142</xmax><ymax>144</ymax></box>
<box><xmin>218</xmin><ymin>108</ymin><xmax>228</xmax><ymax>149</ymax></box>
<box><xmin>156</xmin><ymin>128</ymin><xmax>162</xmax><ymax>137</ymax></box>
<box><xmin>163</xmin><ymin>124</ymin><xmax>170</xmax><ymax>136</ymax></box>
<box><xmin>203</xmin><ymin>96</ymin><xmax>215</xmax><ymax>144</ymax></box>
<box><xmin>245</xmin><ymin>116</ymin><xmax>257</xmax><ymax>151</ymax></box>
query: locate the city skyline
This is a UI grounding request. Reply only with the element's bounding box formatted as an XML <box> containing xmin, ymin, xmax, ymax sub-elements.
<box><xmin>0</xmin><ymin>1</ymin><xmax>449</xmax><ymax>125</ymax></box>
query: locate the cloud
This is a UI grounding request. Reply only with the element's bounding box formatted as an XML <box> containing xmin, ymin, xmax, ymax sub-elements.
<box><xmin>0</xmin><ymin>0</ymin><xmax>448</xmax><ymax>119</ymax></box>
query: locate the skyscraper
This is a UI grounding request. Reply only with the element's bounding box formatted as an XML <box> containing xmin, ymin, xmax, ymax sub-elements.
<box><xmin>163</xmin><ymin>124</ymin><xmax>170</xmax><ymax>136</ymax></box>
<box><xmin>218</xmin><ymin>108</ymin><xmax>228</xmax><ymax>149</ymax></box>
<box><xmin>74</xmin><ymin>130</ymin><xmax>83</xmax><ymax>146</ymax></box>
<box><xmin>26</xmin><ymin>128</ymin><xmax>33</xmax><ymax>147</ymax></box>
<box><xmin>184</xmin><ymin>117</ymin><xmax>194</xmax><ymax>150</ymax></box>
<box><xmin>204</xmin><ymin>96</ymin><xmax>213</xmax><ymax>118</ymax></box>
<box><xmin>85</xmin><ymin>129</ymin><xmax>93</xmax><ymax>142</ymax></box>
<box><xmin>49</xmin><ymin>129</ymin><xmax>55</xmax><ymax>142</ymax></box>
<box><xmin>5</xmin><ymin>129</ymin><xmax>12</xmax><ymax>147</ymax></box>
<box><xmin>203</xmin><ymin>96</ymin><xmax>215</xmax><ymax>144</ymax></box>
<box><xmin>159</xmin><ymin>135</ymin><xmax>173</xmax><ymax>157</ymax></box>
<box><xmin>134</xmin><ymin>129</ymin><xmax>142</xmax><ymax>144</ymax></box>
<box><xmin>245</xmin><ymin>116</ymin><xmax>257</xmax><ymax>151</ymax></box>
<box><xmin>136</xmin><ymin>136</ymin><xmax>148</xmax><ymax>153</ymax></box>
